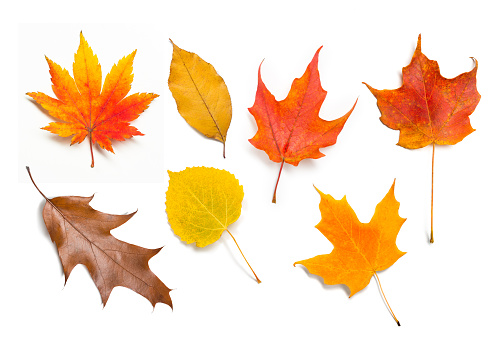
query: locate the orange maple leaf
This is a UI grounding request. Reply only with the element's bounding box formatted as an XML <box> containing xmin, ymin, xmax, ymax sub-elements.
<box><xmin>295</xmin><ymin>181</ymin><xmax>405</xmax><ymax>325</ymax></box>
<box><xmin>27</xmin><ymin>32</ymin><xmax>158</xmax><ymax>167</ymax></box>
<box><xmin>363</xmin><ymin>35</ymin><xmax>480</xmax><ymax>243</ymax></box>
<box><xmin>248</xmin><ymin>47</ymin><xmax>358</xmax><ymax>203</ymax></box>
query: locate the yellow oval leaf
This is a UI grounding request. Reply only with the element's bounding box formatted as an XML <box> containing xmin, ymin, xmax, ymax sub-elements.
<box><xmin>165</xmin><ymin>167</ymin><xmax>243</xmax><ymax>248</ymax></box>
<box><xmin>168</xmin><ymin>41</ymin><xmax>232</xmax><ymax>157</ymax></box>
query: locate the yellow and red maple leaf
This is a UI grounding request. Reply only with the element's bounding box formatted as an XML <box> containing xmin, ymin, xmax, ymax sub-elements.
<box><xmin>28</xmin><ymin>32</ymin><xmax>158</xmax><ymax>167</ymax></box>
<box><xmin>363</xmin><ymin>35</ymin><xmax>481</xmax><ymax>243</ymax></box>
<box><xmin>363</xmin><ymin>34</ymin><xmax>480</xmax><ymax>149</ymax></box>
<box><xmin>248</xmin><ymin>47</ymin><xmax>358</xmax><ymax>202</ymax></box>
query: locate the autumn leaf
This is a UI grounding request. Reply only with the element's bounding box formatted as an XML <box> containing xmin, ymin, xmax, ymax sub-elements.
<box><xmin>27</xmin><ymin>32</ymin><xmax>158</xmax><ymax>167</ymax></box>
<box><xmin>168</xmin><ymin>40</ymin><xmax>232</xmax><ymax>157</ymax></box>
<box><xmin>363</xmin><ymin>34</ymin><xmax>480</xmax><ymax>243</ymax></box>
<box><xmin>165</xmin><ymin>167</ymin><xmax>260</xmax><ymax>283</ymax></box>
<box><xmin>295</xmin><ymin>180</ymin><xmax>405</xmax><ymax>325</ymax></box>
<box><xmin>27</xmin><ymin>167</ymin><xmax>172</xmax><ymax>308</ymax></box>
<box><xmin>248</xmin><ymin>47</ymin><xmax>357</xmax><ymax>203</ymax></box>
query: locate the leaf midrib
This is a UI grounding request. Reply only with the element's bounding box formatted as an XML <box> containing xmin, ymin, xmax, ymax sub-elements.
<box><xmin>48</xmin><ymin>201</ymin><xmax>154</xmax><ymax>291</ymax></box>
<box><xmin>327</xmin><ymin>201</ymin><xmax>376</xmax><ymax>273</ymax></box>
<box><xmin>174</xmin><ymin>46</ymin><xmax>225</xmax><ymax>142</ymax></box>
<box><xmin>186</xmin><ymin>188</ymin><xmax>227</xmax><ymax>230</ymax></box>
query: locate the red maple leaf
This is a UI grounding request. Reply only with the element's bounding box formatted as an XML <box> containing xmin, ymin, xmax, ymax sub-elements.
<box><xmin>363</xmin><ymin>35</ymin><xmax>481</xmax><ymax>242</ymax></box>
<box><xmin>248</xmin><ymin>47</ymin><xmax>358</xmax><ymax>202</ymax></box>
<box><xmin>364</xmin><ymin>34</ymin><xmax>480</xmax><ymax>149</ymax></box>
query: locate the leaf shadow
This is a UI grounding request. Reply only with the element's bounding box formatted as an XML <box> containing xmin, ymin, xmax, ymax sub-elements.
<box><xmin>163</xmin><ymin>197</ymin><xmax>256</xmax><ymax>283</ymax></box>
<box><xmin>221</xmin><ymin>232</ymin><xmax>257</xmax><ymax>283</ymax></box>
<box><xmin>372</xmin><ymin>273</ymin><xmax>399</xmax><ymax>324</ymax></box>
<box><xmin>36</xmin><ymin>200</ymin><xmax>64</xmax><ymax>277</ymax></box>
<box><xmin>243</xmin><ymin>106</ymin><xmax>344</xmax><ymax>172</ymax></box>
<box><xmin>185</xmin><ymin>236</ymin><xmax>222</xmax><ymax>254</ymax></box>
<box><xmin>423</xmin><ymin>143</ymin><xmax>452</xmax><ymax>244</ymax></box>
<box><xmin>424</xmin><ymin>227</ymin><xmax>430</xmax><ymax>244</ymax></box>
<box><xmin>297</xmin><ymin>157</ymin><xmax>318</xmax><ymax>172</ymax></box>
<box><xmin>295</xmin><ymin>264</ymin><xmax>351</xmax><ymax>296</ymax></box>
<box><xmin>164</xmin><ymin>215</ymin><xmax>222</xmax><ymax>255</ymax></box>
<box><xmin>26</xmin><ymin>98</ymin><xmax>145</xmax><ymax>166</ymax></box>
<box><xmin>182</xmin><ymin>119</ymin><xmax>226</xmax><ymax>156</ymax></box>
<box><xmin>27</xmin><ymin>98</ymin><xmax>51</xmax><ymax>118</ymax></box>
<box><xmin>243</xmin><ymin>115</ymin><xmax>271</xmax><ymax>162</ymax></box>
<box><xmin>36</xmin><ymin>200</ymin><xmax>50</xmax><ymax>239</ymax></box>
<box><xmin>26</xmin><ymin>98</ymin><xmax>72</xmax><ymax>145</ymax></box>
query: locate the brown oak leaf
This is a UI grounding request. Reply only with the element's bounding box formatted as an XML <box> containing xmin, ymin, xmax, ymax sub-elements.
<box><xmin>27</xmin><ymin>167</ymin><xmax>172</xmax><ymax>308</ymax></box>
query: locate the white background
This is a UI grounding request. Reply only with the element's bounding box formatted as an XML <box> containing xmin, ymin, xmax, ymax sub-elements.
<box><xmin>2</xmin><ymin>0</ymin><xmax>502</xmax><ymax>342</ymax></box>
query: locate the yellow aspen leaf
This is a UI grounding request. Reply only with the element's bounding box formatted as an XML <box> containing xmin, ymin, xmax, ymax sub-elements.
<box><xmin>168</xmin><ymin>41</ymin><xmax>232</xmax><ymax>157</ymax></box>
<box><xmin>165</xmin><ymin>167</ymin><xmax>260</xmax><ymax>283</ymax></box>
<box><xmin>166</xmin><ymin>167</ymin><xmax>243</xmax><ymax>247</ymax></box>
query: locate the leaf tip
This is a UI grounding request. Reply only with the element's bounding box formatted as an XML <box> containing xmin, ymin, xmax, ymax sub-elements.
<box><xmin>469</xmin><ymin>57</ymin><xmax>478</xmax><ymax>70</ymax></box>
<box><xmin>362</xmin><ymin>82</ymin><xmax>373</xmax><ymax>92</ymax></box>
<box><xmin>310</xmin><ymin>46</ymin><xmax>323</xmax><ymax>67</ymax></box>
<box><xmin>313</xmin><ymin>185</ymin><xmax>324</xmax><ymax>197</ymax></box>
<box><xmin>150</xmin><ymin>246</ymin><xmax>164</xmax><ymax>260</ymax></box>
<box><xmin>258</xmin><ymin>59</ymin><xmax>265</xmax><ymax>77</ymax></box>
<box><xmin>169</xmin><ymin>39</ymin><xmax>179</xmax><ymax>51</ymax></box>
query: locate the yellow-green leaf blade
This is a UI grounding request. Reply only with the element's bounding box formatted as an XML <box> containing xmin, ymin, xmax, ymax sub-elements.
<box><xmin>165</xmin><ymin>167</ymin><xmax>243</xmax><ymax>248</ymax></box>
<box><xmin>168</xmin><ymin>41</ymin><xmax>232</xmax><ymax>155</ymax></box>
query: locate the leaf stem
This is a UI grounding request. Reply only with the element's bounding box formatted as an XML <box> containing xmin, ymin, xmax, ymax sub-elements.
<box><xmin>430</xmin><ymin>143</ymin><xmax>435</xmax><ymax>243</ymax></box>
<box><xmin>26</xmin><ymin>167</ymin><xmax>88</xmax><ymax>241</ymax></box>
<box><xmin>26</xmin><ymin>167</ymin><xmax>50</xmax><ymax>202</ymax></box>
<box><xmin>374</xmin><ymin>272</ymin><xmax>400</xmax><ymax>326</ymax></box>
<box><xmin>225</xmin><ymin>229</ymin><xmax>261</xmax><ymax>284</ymax></box>
<box><xmin>26</xmin><ymin>167</ymin><xmax>81</xmax><ymax>236</ymax></box>
<box><xmin>272</xmin><ymin>158</ymin><xmax>285</xmax><ymax>203</ymax></box>
<box><xmin>89</xmin><ymin>133</ymin><xmax>95</xmax><ymax>168</ymax></box>
<box><xmin>223</xmin><ymin>141</ymin><xmax>226</xmax><ymax>159</ymax></box>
